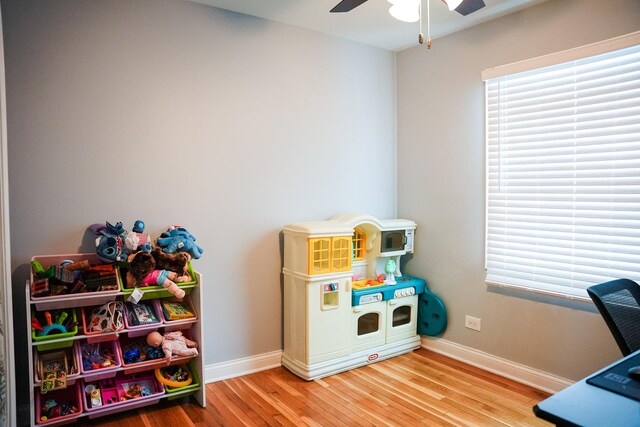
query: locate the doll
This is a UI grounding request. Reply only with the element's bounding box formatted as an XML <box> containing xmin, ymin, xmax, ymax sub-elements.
<box><xmin>146</xmin><ymin>331</ymin><xmax>198</xmax><ymax>362</ymax></box>
<box><xmin>126</xmin><ymin>252</ymin><xmax>188</xmax><ymax>299</ymax></box>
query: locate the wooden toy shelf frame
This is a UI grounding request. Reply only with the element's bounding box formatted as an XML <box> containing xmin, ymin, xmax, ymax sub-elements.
<box><xmin>24</xmin><ymin>273</ymin><xmax>206</xmax><ymax>426</ymax></box>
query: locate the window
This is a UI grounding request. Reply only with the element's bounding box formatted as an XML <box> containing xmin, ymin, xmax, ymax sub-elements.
<box><xmin>353</xmin><ymin>228</ymin><xmax>366</xmax><ymax>261</ymax></box>
<box><xmin>331</xmin><ymin>237</ymin><xmax>352</xmax><ymax>272</ymax></box>
<box><xmin>308</xmin><ymin>236</ymin><xmax>352</xmax><ymax>275</ymax></box>
<box><xmin>483</xmin><ymin>33</ymin><xmax>640</xmax><ymax>300</ymax></box>
<box><xmin>309</xmin><ymin>238</ymin><xmax>330</xmax><ymax>274</ymax></box>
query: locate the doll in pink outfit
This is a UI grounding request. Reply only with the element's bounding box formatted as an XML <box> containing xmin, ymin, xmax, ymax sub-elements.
<box><xmin>147</xmin><ymin>331</ymin><xmax>198</xmax><ymax>362</ymax></box>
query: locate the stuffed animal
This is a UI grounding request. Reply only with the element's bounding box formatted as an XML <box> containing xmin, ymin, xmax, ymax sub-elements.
<box><xmin>89</xmin><ymin>220</ymin><xmax>151</xmax><ymax>263</ymax></box>
<box><xmin>156</xmin><ymin>226</ymin><xmax>203</xmax><ymax>260</ymax></box>
<box><xmin>126</xmin><ymin>252</ymin><xmax>188</xmax><ymax>299</ymax></box>
<box><xmin>89</xmin><ymin>221</ymin><xmax>129</xmax><ymax>263</ymax></box>
<box><xmin>151</xmin><ymin>246</ymin><xmax>191</xmax><ymax>278</ymax></box>
<box><xmin>124</xmin><ymin>220</ymin><xmax>152</xmax><ymax>253</ymax></box>
<box><xmin>146</xmin><ymin>331</ymin><xmax>198</xmax><ymax>361</ymax></box>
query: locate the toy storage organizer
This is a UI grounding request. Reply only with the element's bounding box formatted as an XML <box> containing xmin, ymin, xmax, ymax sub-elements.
<box><xmin>25</xmin><ymin>253</ymin><xmax>206</xmax><ymax>426</ymax></box>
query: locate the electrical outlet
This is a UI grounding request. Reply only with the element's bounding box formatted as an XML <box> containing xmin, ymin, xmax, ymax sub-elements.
<box><xmin>465</xmin><ymin>315</ymin><xmax>481</xmax><ymax>331</ymax></box>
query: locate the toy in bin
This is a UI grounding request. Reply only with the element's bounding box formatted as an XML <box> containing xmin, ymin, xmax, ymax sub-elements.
<box><xmin>88</xmin><ymin>220</ymin><xmax>152</xmax><ymax>263</ymax></box>
<box><xmin>125</xmin><ymin>251</ymin><xmax>189</xmax><ymax>299</ymax></box>
<box><xmin>87</xmin><ymin>301</ymin><xmax>124</xmax><ymax>333</ymax></box>
<box><xmin>79</xmin><ymin>342</ymin><xmax>118</xmax><ymax>372</ymax></box>
<box><xmin>155</xmin><ymin>364</ymin><xmax>193</xmax><ymax>389</ymax></box>
<box><xmin>125</xmin><ymin>301</ymin><xmax>159</xmax><ymax>326</ymax></box>
<box><xmin>121</xmin><ymin>337</ymin><xmax>165</xmax><ymax>365</ymax></box>
<box><xmin>32</xmin><ymin>311</ymin><xmax>69</xmax><ymax>337</ymax></box>
<box><xmin>32</xmin><ymin>309</ymin><xmax>79</xmax><ymax>351</ymax></box>
<box><xmin>160</xmin><ymin>299</ymin><xmax>195</xmax><ymax>321</ymax></box>
<box><xmin>36</xmin><ymin>383</ymin><xmax>81</xmax><ymax>423</ymax></box>
<box><xmin>39</xmin><ymin>353</ymin><xmax>68</xmax><ymax>392</ymax></box>
<box><xmin>83</xmin><ymin>374</ymin><xmax>161</xmax><ymax>411</ymax></box>
<box><xmin>31</xmin><ymin>257</ymin><xmax>118</xmax><ymax>297</ymax></box>
<box><xmin>40</xmin><ymin>397</ymin><xmax>80</xmax><ymax>422</ymax></box>
<box><xmin>146</xmin><ymin>331</ymin><xmax>198</xmax><ymax>362</ymax></box>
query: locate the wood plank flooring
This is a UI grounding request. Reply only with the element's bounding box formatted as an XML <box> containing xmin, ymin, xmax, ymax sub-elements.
<box><xmin>79</xmin><ymin>349</ymin><xmax>552</xmax><ymax>426</ymax></box>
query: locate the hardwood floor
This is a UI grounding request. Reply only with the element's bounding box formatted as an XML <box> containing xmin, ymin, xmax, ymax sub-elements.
<box><xmin>79</xmin><ymin>349</ymin><xmax>552</xmax><ymax>426</ymax></box>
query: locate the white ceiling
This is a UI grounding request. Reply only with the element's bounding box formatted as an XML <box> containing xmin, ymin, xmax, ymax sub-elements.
<box><xmin>189</xmin><ymin>0</ymin><xmax>545</xmax><ymax>51</ymax></box>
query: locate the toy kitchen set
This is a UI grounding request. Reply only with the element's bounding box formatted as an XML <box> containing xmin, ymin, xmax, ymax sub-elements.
<box><xmin>282</xmin><ymin>213</ymin><xmax>444</xmax><ymax>380</ymax></box>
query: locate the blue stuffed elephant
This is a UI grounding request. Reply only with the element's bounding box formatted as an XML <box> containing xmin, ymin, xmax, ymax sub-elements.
<box><xmin>156</xmin><ymin>227</ymin><xmax>204</xmax><ymax>260</ymax></box>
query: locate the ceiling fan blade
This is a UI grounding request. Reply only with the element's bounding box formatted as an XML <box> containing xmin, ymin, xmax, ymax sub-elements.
<box><xmin>330</xmin><ymin>0</ymin><xmax>369</xmax><ymax>13</ymax></box>
<box><xmin>454</xmin><ymin>0</ymin><xmax>486</xmax><ymax>16</ymax></box>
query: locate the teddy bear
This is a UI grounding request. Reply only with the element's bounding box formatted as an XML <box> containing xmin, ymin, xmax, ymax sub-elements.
<box><xmin>125</xmin><ymin>251</ymin><xmax>189</xmax><ymax>299</ymax></box>
<box><xmin>146</xmin><ymin>331</ymin><xmax>198</xmax><ymax>362</ymax></box>
<box><xmin>151</xmin><ymin>246</ymin><xmax>191</xmax><ymax>279</ymax></box>
<box><xmin>156</xmin><ymin>226</ymin><xmax>203</xmax><ymax>260</ymax></box>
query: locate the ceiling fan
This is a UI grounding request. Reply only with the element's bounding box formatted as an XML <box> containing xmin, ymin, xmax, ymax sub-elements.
<box><xmin>330</xmin><ymin>0</ymin><xmax>486</xmax><ymax>16</ymax></box>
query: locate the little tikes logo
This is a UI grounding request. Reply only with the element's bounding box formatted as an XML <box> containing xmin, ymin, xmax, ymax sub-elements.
<box><xmin>367</xmin><ymin>353</ymin><xmax>379</xmax><ymax>362</ymax></box>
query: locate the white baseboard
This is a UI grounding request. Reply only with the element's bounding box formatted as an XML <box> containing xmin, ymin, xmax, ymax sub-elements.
<box><xmin>204</xmin><ymin>340</ymin><xmax>574</xmax><ymax>394</ymax></box>
<box><xmin>205</xmin><ymin>350</ymin><xmax>283</xmax><ymax>383</ymax></box>
<box><xmin>421</xmin><ymin>337</ymin><xmax>573</xmax><ymax>394</ymax></box>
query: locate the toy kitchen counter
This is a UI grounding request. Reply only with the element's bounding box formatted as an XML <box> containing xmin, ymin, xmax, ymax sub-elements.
<box><xmin>351</xmin><ymin>276</ymin><xmax>426</xmax><ymax>306</ymax></box>
<box><xmin>282</xmin><ymin>213</ymin><xmax>438</xmax><ymax>381</ymax></box>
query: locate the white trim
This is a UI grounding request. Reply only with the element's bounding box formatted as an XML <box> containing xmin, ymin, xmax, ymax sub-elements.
<box><xmin>482</xmin><ymin>31</ymin><xmax>640</xmax><ymax>80</ymax></box>
<box><xmin>421</xmin><ymin>337</ymin><xmax>574</xmax><ymax>394</ymax></box>
<box><xmin>282</xmin><ymin>336</ymin><xmax>421</xmax><ymax>381</ymax></box>
<box><xmin>206</xmin><ymin>338</ymin><xmax>573</xmax><ymax>395</ymax></box>
<box><xmin>205</xmin><ymin>350</ymin><xmax>283</xmax><ymax>383</ymax></box>
<box><xmin>0</xmin><ymin>9</ymin><xmax>14</xmax><ymax>426</ymax></box>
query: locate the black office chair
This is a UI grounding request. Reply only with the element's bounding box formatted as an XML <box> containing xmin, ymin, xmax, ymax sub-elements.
<box><xmin>587</xmin><ymin>279</ymin><xmax>640</xmax><ymax>356</ymax></box>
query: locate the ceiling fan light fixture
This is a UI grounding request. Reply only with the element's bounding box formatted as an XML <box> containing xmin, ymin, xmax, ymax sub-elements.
<box><xmin>388</xmin><ymin>0</ymin><xmax>420</xmax><ymax>23</ymax></box>
<box><xmin>444</xmin><ymin>0</ymin><xmax>464</xmax><ymax>11</ymax></box>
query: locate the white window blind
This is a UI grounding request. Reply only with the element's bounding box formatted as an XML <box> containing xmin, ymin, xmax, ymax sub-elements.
<box><xmin>484</xmin><ymin>40</ymin><xmax>640</xmax><ymax>300</ymax></box>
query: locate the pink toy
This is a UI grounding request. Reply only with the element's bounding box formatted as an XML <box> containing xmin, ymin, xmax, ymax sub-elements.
<box><xmin>146</xmin><ymin>331</ymin><xmax>198</xmax><ymax>362</ymax></box>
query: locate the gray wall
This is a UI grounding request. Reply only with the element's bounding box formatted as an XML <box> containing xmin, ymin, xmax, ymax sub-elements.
<box><xmin>2</xmin><ymin>0</ymin><xmax>396</xmax><ymax>406</ymax></box>
<box><xmin>397</xmin><ymin>0</ymin><xmax>640</xmax><ymax>381</ymax></box>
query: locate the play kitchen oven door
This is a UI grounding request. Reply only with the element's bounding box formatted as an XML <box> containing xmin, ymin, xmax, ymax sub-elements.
<box><xmin>386</xmin><ymin>288</ymin><xmax>419</xmax><ymax>343</ymax></box>
<box><xmin>352</xmin><ymin>292</ymin><xmax>387</xmax><ymax>353</ymax></box>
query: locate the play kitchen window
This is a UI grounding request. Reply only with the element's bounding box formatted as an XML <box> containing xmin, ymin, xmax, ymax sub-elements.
<box><xmin>308</xmin><ymin>236</ymin><xmax>352</xmax><ymax>275</ymax></box>
<box><xmin>352</xmin><ymin>228</ymin><xmax>366</xmax><ymax>261</ymax></box>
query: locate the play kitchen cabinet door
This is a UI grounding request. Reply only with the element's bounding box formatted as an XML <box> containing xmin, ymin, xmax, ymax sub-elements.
<box><xmin>305</xmin><ymin>277</ymin><xmax>352</xmax><ymax>365</ymax></box>
<box><xmin>25</xmin><ymin>264</ymin><xmax>205</xmax><ymax>427</ymax></box>
<box><xmin>307</xmin><ymin>236</ymin><xmax>352</xmax><ymax>275</ymax></box>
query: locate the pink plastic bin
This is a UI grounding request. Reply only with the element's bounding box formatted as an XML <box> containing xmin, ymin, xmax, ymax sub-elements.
<box><xmin>123</xmin><ymin>300</ymin><xmax>162</xmax><ymax>338</ymax></box>
<box><xmin>81</xmin><ymin>302</ymin><xmax>124</xmax><ymax>343</ymax></box>
<box><xmin>117</xmin><ymin>334</ymin><xmax>196</xmax><ymax>375</ymax></box>
<box><xmin>81</xmin><ymin>373</ymin><xmax>165</xmax><ymax>419</ymax></box>
<box><xmin>35</xmin><ymin>382</ymin><xmax>82</xmax><ymax>425</ymax></box>
<box><xmin>76</xmin><ymin>340</ymin><xmax>121</xmax><ymax>381</ymax></box>
<box><xmin>34</xmin><ymin>341</ymin><xmax>81</xmax><ymax>390</ymax></box>
<box><xmin>31</xmin><ymin>254</ymin><xmax>120</xmax><ymax>311</ymax></box>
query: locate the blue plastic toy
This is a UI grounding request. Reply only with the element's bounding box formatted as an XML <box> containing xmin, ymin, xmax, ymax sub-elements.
<box><xmin>36</xmin><ymin>312</ymin><xmax>68</xmax><ymax>337</ymax></box>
